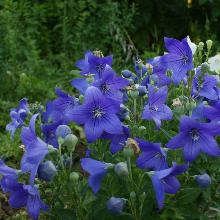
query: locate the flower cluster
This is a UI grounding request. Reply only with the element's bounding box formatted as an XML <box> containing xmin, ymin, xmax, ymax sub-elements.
<box><xmin>1</xmin><ymin>37</ymin><xmax>220</xmax><ymax>219</ymax></box>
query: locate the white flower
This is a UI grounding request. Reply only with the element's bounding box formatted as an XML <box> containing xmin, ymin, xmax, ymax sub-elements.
<box><xmin>187</xmin><ymin>36</ymin><xmax>197</xmax><ymax>55</ymax></box>
<box><xmin>208</xmin><ymin>54</ymin><xmax>220</xmax><ymax>73</ymax></box>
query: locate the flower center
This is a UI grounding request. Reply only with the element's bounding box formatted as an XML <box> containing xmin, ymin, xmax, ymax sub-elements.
<box><xmin>182</xmin><ymin>55</ymin><xmax>189</xmax><ymax>64</ymax></box>
<box><xmin>190</xmin><ymin>129</ymin><xmax>200</xmax><ymax>142</ymax></box>
<box><xmin>101</xmin><ymin>83</ymin><xmax>110</xmax><ymax>93</ymax></box>
<box><xmin>96</xmin><ymin>64</ymin><xmax>105</xmax><ymax>74</ymax></box>
<box><xmin>149</xmin><ymin>105</ymin><xmax>158</xmax><ymax>112</ymax></box>
<box><xmin>92</xmin><ymin>107</ymin><xmax>104</xmax><ymax>118</ymax></box>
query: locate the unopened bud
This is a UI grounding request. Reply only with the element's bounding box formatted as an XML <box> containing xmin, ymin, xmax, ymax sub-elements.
<box><xmin>114</xmin><ymin>162</ymin><xmax>129</xmax><ymax>177</ymax></box>
<box><xmin>206</xmin><ymin>40</ymin><xmax>213</xmax><ymax>50</ymax></box>
<box><xmin>64</xmin><ymin>134</ymin><xmax>78</xmax><ymax>152</ymax></box>
<box><xmin>70</xmin><ymin>172</ymin><xmax>79</xmax><ymax>182</ymax></box>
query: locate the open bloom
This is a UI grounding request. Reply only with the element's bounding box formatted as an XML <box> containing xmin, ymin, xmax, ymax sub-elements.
<box><xmin>21</xmin><ymin>114</ymin><xmax>48</xmax><ymax>184</ymax></box>
<box><xmin>135</xmin><ymin>138</ymin><xmax>168</xmax><ymax>171</ymax></box>
<box><xmin>159</xmin><ymin>37</ymin><xmax>193</xmax><ymax>85</ymax></box>
<box><xmin>68</xmin><ymin>86</ymin><xmax>123</xmax><ymax>142</ymax></box>
<box><xmin>75</xmin><ymin>51</ymin><xmax>114</xmax><ymax>78</ymax></box>
<box><xmin>151</xmin><ymin>163</ymin><xmax>188</xmax><ymax>209</ymax></box>
<box><xmin>101</xmin><ymin>125</ymin><xmax>130</xmax><ymax>154</ymax></box>
<box><xmin>6</xmin><ymin>98</ymin><xmax>29</xmax><ymax>139</ymax></box>
<box><xmin>81</xmin><ymin>158</ymin><xmax>113</xmax><ymax>193</ymax></box>
<box><xmin>192</xmin><ymin>66</ymin><xmax>218</xmax><ymax>101</ymax></box>
<box><xmin>142</xmin><ymin>85</ymin><xmax>172</xmax><ymax>128</ymax></box>
<box><xmin>167</xmin><ymin>116</ymin><xmax>220</xmax><ymax>162</ymax></box>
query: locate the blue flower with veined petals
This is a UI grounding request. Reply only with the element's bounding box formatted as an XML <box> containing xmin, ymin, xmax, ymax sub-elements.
<box><xmin>151</xmin><ymin>163</ymin><xmax>188</xmax><ymax>209</ymax></box>
<box><xmin>21</xmin><ymin>114</ymin><xmax>48</xmax><ymax>184</ymax></box>
<box><xmin>6</xmin><ymin>98</ymin><xmax>29</xmax><ymax>139</ymax></box>
<box><xmin>101</xmin><ymin>125</ymin><xmax>130</xmax><ymax>154</ymax></box>
<box><xmin>142</xmin><ymin>85</ymin><xmax>172</xmax><ymax>128</ymax></box>
<box><xmin>75</xmin><ymin>51</ymin><xmax>114</xmax><ymax>78</ymax></box>
<box><xmin>68</xmin><ymin>86</ymin><xmax>123</xmax><ymax>142</ymax></box>
<box><xmin>192</xmin><ymin>66</ymin><xmax>218</xmax><ymax>100</ymax></box>
<box><xmin>81</xmin><ymin>158</ymin><xmax>113</xmax><ymax>193</ymax></box>
<box><xmin>135</xmin><ymin>138</ymin><xmax>168</xmax><ymax>171</ymax></box>
<box><xmin>159</xmin><ymin>37</ymin><xmax>193</xmax><ymax>85</ymax></box>
<box><xmin>167</xmin><ymin>116</ymin><xmax>220</xmax><ymax>162</ymax></box>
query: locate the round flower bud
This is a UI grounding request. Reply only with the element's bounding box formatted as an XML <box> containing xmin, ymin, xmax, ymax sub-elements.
<box><xmin>138</xmin><ymin>126</ymin><xmax>146</xmax><ymax>132</ymax></box>
<box><xmin>206</xmin><ymin>40</ymin><xmax>213</xmax><ymax>50</ymax></box>
<box><xmin>198</xmin><ymin>42</ymin><xmax>204</xmax><ymax>50</ymax></box>
<box><xmin>195</xmin><ymin>173</ymin><xmax>211</xmax><ymax>188</ymax></box>
<box><xmin>123</xmin><ymin>147</ymin><xmax>134</xmax><ymax>158</ymax></box>
<box><xmin>79</xmin><ymin>94</ymin><xmax>84</xmax><ymax>103</ymax></box>
<box><xmin>37</xmin><ymin>161</ymin><xmax>57</xmax><ymax>182</ymax></box>
<box><xmin>122</xmin><ymin>69</ymin><xmax>132</xmax><ymax>78</ymax></box>
<box><xmin>130</xmin><ymin>191</ymin><xmax>136</xmax><ymax>201</ymax></box>
<box><xmin>127</xmin><ymin>90</ymin><xmax>139</xmax><ymax>99</ymax></box>
<box><xmin>70</xmin><ymin>172</ymin><xmax>79</xmax><ymax>182</ymax></box>
<box><xmin>138</xmin><ymin>85</ymin><xmax>147</xmax><ymax>96</ymax></box>
<box><xmin>107</xmin><ymin>197</ymin><xmax>125</xmax><ymax>214</ymax></box>
<box><xmin>114</xmin><ymin>162</ymin><xmax>129</xmax><ymax>177</ymax></box>
<box><xmin>63</xmin><ymin>134</ymin><xmax>78</xmax><ymax>152</ymax></box>
<box><xmin>56</xmin><ymin>125</ymin><xmax>72</xmax><ymax>139</ymax></box>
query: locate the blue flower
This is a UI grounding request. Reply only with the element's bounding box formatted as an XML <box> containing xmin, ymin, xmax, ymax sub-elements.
<box><xmin>142</xmin><ymin>85</ymin><xmax>172</xmax><ymax>128</ymax></box>
<box><xmin>192</xmin><ymin>67</ymin><xmax>218</xmax><ymax>100</ymax></box>
<box><xmin>195</xmin><ymin>173</ymin><xmax>211</xmax><ymax>188</ymax></box>
<box><xmin>101</xmin><ymin>125</ymin><xmax>130</xmax><ymax>154</ymax></box>
<box><xmin>147</xmin><ymin>56</ymin><xmax>171</xmax><ymax>87</ymax></box>
<box><xmin>92</xmin><ymin>67</ymin><xmax>129</xmax><ymax>103</ymax></box>
<box><xmin>75</xmin><ymin>51</ymin><xmax>114</xmax><ymax>79</ymax></box>
<box><xmin>55</xmin><ymin>125</ymin><xmax>72</xmax><ymax>139</ymax></box>
<box><xmin>159</xmin><ymin>37</ymin><xmax>193</xmax><ymax>85</ymax></box>
<box><xmin>6</xmin><ymin>98</ymin><xmax>29</xmax><ymax>139</ymax></box>
<box><xmin>21</xmin><ymin>114</ymin><xmax>49</xmax><ymax>184</ymax></box>
<box><xmin>42</xmin><ymin>88</ymin><xmax>78</xmax><ymax>147</ymax></box>
<box><xmin>107</xmin><ymin>197</ymin><xmax>125</xmax><ymax>214</ymax></box>
<box><xmin>167</xmin><ymin>116</ymin><xmax>220</xmax><ymax>162</ymax></box>
<box><xmin>151</xmin><ymin>163</ymin><xmax>188</xmax><ymax>209</ymax></box>
<box><xmin>203</xmin><ymin>102</ymin><xmax>220</xmax><ymax>122</ymax></box>
<box><xmin>68</xmin><ymin>86</ymin><xmax>123</xmax><ymax>142</ymax></box>
<box><xmin>37</xmin><ymin>161</ymin><xmax>57</xmax><ymax>182</ymax></box>
<box><xmin>0</xmin><ymin>161</ymin><xmax>48</xmax><ymax>220</ymax></box>
<box><xmin>81</xmin><ymin>158</ymin><xmax>113</xmax><ymax>193</ymax></box>
<box><xmin>135</xmin><ymin>138</ymin><xmax>168</xmax><ymax>171</ymax></box>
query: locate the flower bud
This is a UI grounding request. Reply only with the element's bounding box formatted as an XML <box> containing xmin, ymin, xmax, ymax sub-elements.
<box><xmin>114</xmin><ymin>162</ymin><xmax>129</xmax><ymax>177</ymax></box>
<box><xmin>127</xmin><ymin>90</ymin><xmax>139</xmax><ymax>99</ymax></box>
<box><xmin>70</xmin><ymin>172</ymin><xmax>79</xmax><ymax>182</ymax></box>
<box><xmin>56</xmin><ymin>125</ymin><xmax>72</xmax><ymax>139</ymax></box>
<box><xmin>37</xmin><ymin>161</ymin><xmax>57</xmax><ymax>182</ymax></box>
<box><xmin>48</xmin><ymin>144</ymin><xmax>58</xmax><ymax>153</ymax></box>
<box><xmin>206</xmin><ymin>40</ymin><xmax>213</xmax><ymax>50</ymax></box>
<box><xmin>130</xmin><ymin>191</ymin><xmax>136</xmax><ymax>200</ymax></box>
<box><xmin>63</xmin><ymin>134</ymin><xmax>78</xmax><ymax>152</ymax></box>
<box><xmin>138</xmin><ymin>85</ymin><xmax>147</xmax><ymax>96</ymax></box>
<box><xmin>122</xmin><ymin>69</ymin><xmax>132</xmax><ymax>78</ymax></box>
<box><xmin>138</xmin><ymin>126</ymin><xmax>146</xmax><ymax>132</ymax></box>
<box><xmin>195</xmin><ymin>173</ymin><xmax>211</xmax><ymax>188</ymax></box>
<box><xmin>107</xmin><ymin>197</ymin><xmax>125</xmax><ymax>214</ymax></box>
<box><xmin>79</xmin><ymin>94</ymin><xmax>84</xmax><ymax>103</ymax></box>
<box><xmin>198</xmin><ymin>42</ymin><xmax>204</xmax><ymax>50</ymax></box>
<box><xmin>123</xmin><ymin>147</ymin><xmax>134</xmax><ymax>158</ymax></box>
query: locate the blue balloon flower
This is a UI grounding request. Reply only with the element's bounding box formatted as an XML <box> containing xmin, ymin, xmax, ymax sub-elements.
<box><xmin>107</xmin><ymin>197</ymin><xmax>125</xmax><ymax>214</ymax></box>
<box><xmin>195</xmin><ymin>173</ymin><xmax>211</xmax><ymax>188</ymax></box>
<box><xmin>167</xmin><ymin>116</ymin><xmax>220</xmax><ymax>162</ymax></box>
<box><xmin>159</xmin><ymin>37</ymin><xmax>193</xmax><ymax>85</ymax></box>
<box><xmin>6</xmin><ymin>98</ymin><xmax>29</xmax><ymax>139</ymax></box>
<box><xmin>21</xmin><ymin>114</ymin><xmax>49</xmax><ymax>184</ymax></box>
<box><xmin>135</xmin><ymin>138</ymin><xmax>168</xmax><ymax>171</ymax></box>
<box><xmin>37</xmin><ymin>161</ymin><xmax>57</xmax><ymax>182</ymax></box>
<box><xmin>68</xmin><ymin>86</ymin><xmax>123</xmax><ymax>142</ymax></box>
<box><xmin>142</xmin><ymin>85</ymin><xmax>173</xmax><ymax>128</ymax></box>
<box><xmin>81</xmin><ymin>158</ymin><xmax>113</xmax><ymax>193</ymax></box>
